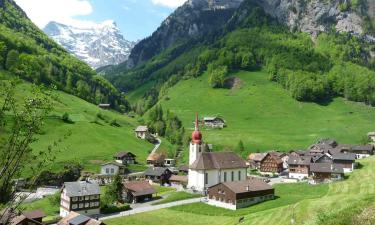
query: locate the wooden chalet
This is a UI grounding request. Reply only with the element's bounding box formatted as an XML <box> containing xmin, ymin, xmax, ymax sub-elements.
<box><xmin>123</xmin><ymin>181</ymin><xmax>155</xmax><ymax>203</ymax></box>
<box><xmin>169</xmin><ymin>175</ymin><xmax>188</xmax><ymax>186</ymax></box>
<box><xmin>144</xmin><ymin>167</ymin><xmax>172</xmax><ymax>185</ymax></box>
<box><xmin>203</xmin><ymin>117</ymin><xmax>226</xmax><ymax>128</ymax></box>
<box><xmin>207</xmin><ymin>179</ymin><xmax>274</xmax><ymax>210</ymax></box>
<box><xmin>331</xmin><ymin>153</ymin><xmax>356</xmax><ymax>173</ymax></box>
<box><xmin>146</xmin><ymin>152</ymin><xmax>166</xmax><ymax>167</ymax></box>
<box><xmin>288</xmin><ymin>155</ymin><xmax>311</xmax><ymax>180</ymax></box>
<box><xmin>247</xmin><ymin>153</ymin><xmax>266</xmax><ymax>170</ymax></box>
<box><xmin>114</xmin><ymin>151</ymin><xmax>136</xmax><ymax>164</ymax></box>
<box><xmin>0</xmin><ymin>210</ymin><xmax>45</xmax><ymax>225</ymax></box>
<box><xmin>259</xmin><ymin>153</ymin><xmax>283</xmax><ymax>174</ymax></box>
<box><xmin>135</xmin><ymin>126</ymin><xmax>149</xmax><ymax>139</ymax></box>
<box><xmin>309</xmin><ymin>163</ymin><xmax>344</xmax><ymax>184</ymax></box>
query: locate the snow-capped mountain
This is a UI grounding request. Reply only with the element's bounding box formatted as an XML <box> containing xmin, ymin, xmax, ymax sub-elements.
<box><xmin>43</xmin><ymin>20</ymin><xmax>135</xmax><ymax>69</ymax></box>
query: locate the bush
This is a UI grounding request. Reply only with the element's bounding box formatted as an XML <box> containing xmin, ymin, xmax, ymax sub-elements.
<box><xmin>100</xmin><ymin>204</ymin><xmax>130</xmax><ymax>214</ymax></box>
<box><xmin>61</xmin><ymin>112</ymin><xmax>74</xmax><ymax>124</ymax></box>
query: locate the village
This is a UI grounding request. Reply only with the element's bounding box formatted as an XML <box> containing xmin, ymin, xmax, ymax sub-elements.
<box><xmin>2</xmin><ymin>114</ymin><xmax>375</xmax><ymax>225</ymax></box>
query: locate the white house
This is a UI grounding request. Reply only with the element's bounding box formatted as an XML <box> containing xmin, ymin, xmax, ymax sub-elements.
<box><xmin>135</xmin><ymin>126</ymin><xmax>149</xmax><ymax>139</ymax></box>
<box><xmin>187</xmin><ymin>114</ymin><xmax>247</xmax><ymax>193</ymax></box>
<box><xmin>60</xmin><ymin>181</ymin><xmax>100</xmax><ymax>218</ymax></box>
<box><xmin>100</xmin><ymin>162</ymin><xmax>125</xmax><ymax>175</ymax></box>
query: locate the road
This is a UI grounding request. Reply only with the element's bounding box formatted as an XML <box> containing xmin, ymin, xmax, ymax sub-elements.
<box><xmin>150</xmin><ymin>137</ymin><xmax>161</xmax><ymax>154</ymax></box>
<box><xmin>99</xmin><ymin>197</ymin><xmax>202</xmax><ymax>221</ymax></box>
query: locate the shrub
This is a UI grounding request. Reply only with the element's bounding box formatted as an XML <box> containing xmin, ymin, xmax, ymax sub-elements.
<box><xmin>100</xmin><ymin>204</ymin><xmax>130</xmax><ymax>214</ymax></box>
<box><xmin>61</xmin><ymin>112</ymin><xmax>74</xmax><ymax>124</ymax></box>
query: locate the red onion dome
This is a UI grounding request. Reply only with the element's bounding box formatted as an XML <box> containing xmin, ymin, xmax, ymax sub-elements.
<box><xmin>192</xmin><ymin>130</ymin><xmax>202</xmax><ymax>144</ymax></box>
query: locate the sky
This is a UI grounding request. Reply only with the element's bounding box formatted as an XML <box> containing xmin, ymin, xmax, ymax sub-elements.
<box><xmin>14</xmin><ymin>0</ymin><xmax>188</xmax><ymax>41</ymax></box>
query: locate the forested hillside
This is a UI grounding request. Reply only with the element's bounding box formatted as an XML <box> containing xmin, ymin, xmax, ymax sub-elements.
<box><xmin>106</xmin><ymin>0</ymin><xmax>374</xmax><ymax>115</ymax></box>
<box><xmin>0</xmin><ymin>0</ymin><xmax>129</xmax><ymax>111</ymax></box>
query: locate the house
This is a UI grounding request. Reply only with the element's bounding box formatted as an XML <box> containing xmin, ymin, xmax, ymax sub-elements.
<box><xmin>203</xmin><ymin>117</ymin><xmax>226</xmax><ymax>128</ymax></box>
<box><xmin>123</xmin><ymin>181</ymin><xmax>155</xmax><ymax>203</ymax></box>
<box><xmin>247</xmin><ymin>153</ymin><xmax>266</xmax><ymax>170</ymax></box>
<box><xmin>288</xmin><ymin>155</ymin><xmax>311</xmax><ymax>180</ymax></box>
<box><xmin>164</xmin><ymin>158</ymin><xmax>176</xmax><ymax>167</ymax></box>
<box><xmin>145</xmin><ymin>167</ymin><xmax>172</xmax><ymax>185</ymax></box>
<box><xmin>311</xmin><ymin>153</ymin><xmax>332</xmax><ymax>164</ymax></box>
<box><xmin>169</xmin><ymin>175</ymin><xmax>188</xmax><ymax>186</ymax></box>
<box><xmin>100</xmin><ymin>162</ymin><xmax>125</xmax><ymax>175</ymax></box>
<box><xmin>368</xmin><ymin>132</ymin><xmax>375</xmax><ymax>142</ymax></box>
<box><xmin>187</xmin><ymin>114</ymin><xmax>247</xmax><ymax>193</ymax></box>
<box><xmin>308</xmin><ymin>139</ymin><xmax>338</xmax><ymax>155</ymax></box>
<box><xmin>207</xmin><ymin>179</ymin><xmax>274</xmax><ymax>210</ymax></box>
<box><xmin>289</xmin><ymin>150</ymin><xmax>308</xmax><ymax>157</ymax></box>
<box><xmin>345</xmin><ymin>145</ymin><xmax>374</xmax><ymax>159</ymax></box>
<box><xmin>0</xmin><ymin>210</ymin><xmax>45</xmax><ymax>225</ymax></box>
<box><xmin>58</xmin><ymin>211</ymin><xmax>105</xmax><ymax>225</ymax></box>
<box><xmin>309</xmin><ymin>163</ymin><xmax>344</xmax><ymax>184</ymax></box>
<box><xmin>331</xmin><ymin>153</ymin><xmax>356</xmax><ymax>173</ymax></box>
<box><xmin>259</xmin><ymin>153</ymin><xmax>283</xmax><ymax>174</ymax></box>
<box><xmin>98</xmin><ymin>104</ymin><xmax>110</xmax><ymax>110</ymax></box>
<box><xmin>270</xmin><ymin>151</ymin><xmax>289</xmax><ymax>169</ymax></box>
<box><xmin>60</xmin><ymin>181</ymin><xmax>100</xmax><ymax>217</ymax></box>
<box><xmin>114</xmin><ymin>151</ymin><xmax>136</xmax><ymax>165</ymax></box>
<box><xmin>146</xmin><ymin>152</ymin><xmax>166</xmax><ymax>166</ymax></box>
<box><xmin>178</xmin><ymin>165</ymin><xmax>189</xmax><ymax>174</ymax></box>
<box><xmin>135</xmin><ymin>126</ymin><xmax>149</xmax><ymax>139</ymax></box>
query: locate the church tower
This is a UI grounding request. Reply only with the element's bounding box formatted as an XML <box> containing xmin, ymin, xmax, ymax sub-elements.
<box><xmin>189</xmin><ymin>113</ymin><xmax>205</xmax><ymax>165</ymax></box>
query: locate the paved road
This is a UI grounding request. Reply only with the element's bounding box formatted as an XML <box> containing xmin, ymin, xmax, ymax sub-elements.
<box><xmin>99</xmin><ymin>198</ymin><xmax>202</xmax><ymax>221</ymax></box>
<box><xmin>150</xmin><ymin>138</ymin><xmax>161</xmax><ymax>154</ymax></box>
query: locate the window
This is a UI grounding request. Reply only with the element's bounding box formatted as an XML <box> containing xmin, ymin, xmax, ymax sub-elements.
<box><xmin>111</xmin><ymin>168</ymin><xmax>115</xmax><ymax>174</ymax></box>
<box><xmin>85</xmin><ymin>203</ymin><xmax>90</xmax><ymax>208</ymax></box>
<box><xmin>85</xmin><ymin>196</ymin><xmax>89</xmax><ymax>200</ymax></box>
<box><xmin>72</xmin><ymin>197</ymin><xmax>77</xmax><ymax>202</ymax></box>
<box><xmin>238</xmin><ymin>171</ymin><xmax>241</xmax><ymax>180</ymax></box>
<box><xmin>205</xmin><ymin>173</ymin><xmax>208</xmax><ymax>185</ymax></box>
<box><xmin>79</xmin><ymin>203</ymin><xmax>83</xmax><ymax>208</ymax></box>
<box><xmin>79</xmin><ymin>196</ymin><xmax>84</xmax><ymax>201</ymax></box>
<box><xmin>224</xmin><ymin>172</ymin><xmax>227</xmax><ymax>182</ymax></box>
<box><xmin>231</xmin><ymin>171</ymin><xmax>234</xmax><ymax>181</ymax></box>
<box><xmin>106</xmin><ymin>168</ymin><xmax>109</xmax><ymax>174</ymax></box>
<box><xmin>72</xmin><ymin>204</ymin><xmax>77</xmax><ymax>209</ymax></box>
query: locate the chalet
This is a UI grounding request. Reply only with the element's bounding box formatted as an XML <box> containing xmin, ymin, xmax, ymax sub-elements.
<box><xmin>289</xmin><ymin>150</ymin><xmax>308</xmax><ymax>157</ymax></box>
<box><xmin>98</xmin><ymin>104</ymin><xmax>110</xmax><ymax>110</ymax></box>
<box><xmin>203</xmin><ymin>117</ymin><xmax>226</xmax><ymax>128</ymax></box>
<box><xmin>309</xmin><ymin>163</ymin><xmax>344</xmax><ymax>184</ymax></box>
<box><xmin>100</xmin><ymin>162</ymin><xmax>125</xmax><ymax>176</ymax></box>
<box><xmin>311</xmin><ymin>153</ymin><xmax>332</xmax><ymax>164</ymax></box>
<box><xmin>114</xmin><ymin>151</ymin><xmax>136</xmax><ymax>164</ymax></box>
<box><xmin>146</xmin><ymin>152</ymin><xmax>166</xmax><ymax>167</ymax></box>
<box><xmin>345</xmin><ymin>145</ymin><xmax>374</xmax><ymax>159</ymax></box>
<box><xmin>123</xmin><ymin>181</ymin><xmax>155</xmax><ymax>203</ymax></box>
<box><xmin>58</xmin><ymin>211</ymin><xmax>105</xmax><ymax>225</ymax></box>
<box><xmin>169</xmin><ymin>175</ymin><xmax>188</xmax><ymax>186</ymax></box>
<box><xmin>60</xmin><ymin>181</ymin><xmax>100</xmax><ymax>217</ymax></box>
<box><xmin>178</xmin><ymin>165</ymin><xmax>189</xmax><ymax>174</ymax></box>
<box><xmin>368</xmin><ymin>132</ymin><xmax>375</xmax><ymax>142</ymax></box>
<box><xmin>308</xmin><ymin>139</ymin><xmax>338</xmax><ymax>155</ymax></box>
<box><xmin>288</xmin><ymin>155</ymin><xmax>311</xmax><ymax>180</ymax></box>
<box><xmin>145</xmin><ymin>167</ymin><xmax>172</xmax><ymax>185</ymax></box>
<box><xmin>207</xmin><ymin>179</ymin><xmax>274</xmax><ymax>210</ymax></box>
<box><xmin>247</xmin><ymin>153</ymin><xmax>266</xmax><ymax>170</ymax></box>
<box><xmin>270</xmin><ymin>151</ymin><xmax>289</xmax><ymax>169</ymax></box>
<box><xmin>259</xmin><ymin>153</ymin><xmax>283</xmax><ymax>174</ymax></box>
<box><xmin>331</xmin><ymin>153</ymin><xmax>356</xmax><ymax>173</ymax></box>
<box><xmin>164</xmin><ymin>158</ymin><xmax>176</xmax><ymax>167</ymax></box>
<box><xmin>135</xmin><ymin>126</ymin><xmax>149</xmax><ymax>139</ymax></box>
<box><xmin>0</xmin><ymin>210</ymin><xmax>45</xmax><ymax>225</ymax></box>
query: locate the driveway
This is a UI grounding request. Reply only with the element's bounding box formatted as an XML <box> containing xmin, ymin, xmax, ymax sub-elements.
<box><xmin>99</xmin><ymin>198</ymin><xmax>202</xmax><ymax>220</ymax></box>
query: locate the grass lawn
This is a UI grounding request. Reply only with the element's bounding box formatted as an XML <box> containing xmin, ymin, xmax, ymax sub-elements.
<box><xmin>105</xmin><ymin>156</ymin><xmax>375</xmax><ymax>225</ymax></box>
<box><xmin>153</xmin><ymin>185</ymin><xmax>176</xmax><ymax>196</ymax></box>
<box><xmin>154</xmin><ymin>70</ymin><xmax>375</xmax><ymax>158</ymax></box>
<box><xmin>22</xmin><ymin>194</ymin><xmax>59</xmax><ymax>220</ymax></box>
<box><xmin>151</xmin><ymin>191</ymin><xmax>201</xmax><ymax>205</ymax></box>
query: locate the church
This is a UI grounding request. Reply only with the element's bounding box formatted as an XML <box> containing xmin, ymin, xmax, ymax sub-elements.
<box><xmin>187</xmin><ymin>114</ymin><xmax>247</xmax><ymax>193</ymax></box>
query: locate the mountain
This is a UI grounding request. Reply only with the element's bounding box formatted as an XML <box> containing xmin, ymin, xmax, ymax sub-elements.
<box><xmin>44</xmin><ymin>21</ymin><xmax>136</xmax><ymax>69</ymax></box>
<box><xmin>0</xmin><ymin>0</ymin><xmax>129</xmax><ymax>111</ymax></box>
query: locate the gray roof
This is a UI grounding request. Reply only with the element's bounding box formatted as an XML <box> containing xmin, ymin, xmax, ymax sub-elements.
<box><xmin>351</xmin><ymin>145</ymin><xmax>374</xmax><ymax>152</ymax></box>
<box><xmin>310</xmin><ymin>163</ymin><xmax>344</xmax><ymax>174</ymax></box>
<box><xmin>101</xmin><ymin>161</ymin><xmax>124</xmax><ymax>167</ymax></box>
<box><xmin>368</xmin><ymin>132</ymin><xmax>375</xmax><ymax>136</ymax></box>
<box><xmin>63</xmin><ymin>181</ymin><xmax>100</xmax><ymax>197</ymax></box>
<box><xmin>68</xmin><ymin>215</ymin><xmax>91</xmax><ymax>225</ymax></box>
<box><xmin>332</xmin><ymin>153</ymin><xmax>356</xmax><ymax>161</ymax></box>
<box><xmin>287</xmin><ymin>156</ymin><xmax>311</xmax><ymax>166</ymax></box>
<box><xmin>190</xmin><ymin>152</ymin><xmax>247</xmax><ymax>170</ymax></box>
<box><xmin>144</xmin><ymin>167</ymin><xmax>170</xmax><ymax>176</ymax></box>
<box><xmin>135</xmin><ymin>126</ymin><xmax>148</xmax><ymax>132</ymax></box>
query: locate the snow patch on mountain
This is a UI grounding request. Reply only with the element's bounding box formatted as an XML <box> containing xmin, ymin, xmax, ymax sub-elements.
<box><xmin>43</xmin><ymin>20</ymin><xmax>136</xmax><ymax>69</ymax></box>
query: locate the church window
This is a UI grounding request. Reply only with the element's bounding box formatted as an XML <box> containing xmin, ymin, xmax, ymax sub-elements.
<box><xmin>224</xmin><ymin>172</ymin><xmax>227</xmax><ymax>182</ymax></box>
<box><xmin>205</xmin><ymin>173</ymin><xmax>208</xmax><ymax>185</ymax></box>
<box><xmin>231</xmin><ymin>171</ymin><xmax>234</xmax><ymax>181</ymax></box>
<box><xmin>238</xmin><ymin>171</ymin><xmax>241</xmax><ymax>180</ymax></box>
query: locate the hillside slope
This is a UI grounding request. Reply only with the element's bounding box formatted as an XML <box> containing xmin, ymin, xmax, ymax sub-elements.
<box><xmin>158</xmin><ymin>71</ymin><xmax>374</xmax><ymax>155</ymax></box>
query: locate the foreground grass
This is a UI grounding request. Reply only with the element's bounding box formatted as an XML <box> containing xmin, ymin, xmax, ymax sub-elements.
<box><xmin>155</xmin><ymin>71</ymin><xmax>375</xmax><ymax>157</ymax></box>
<box><xmin>151</xmin><ymin>192</ymin><xmax>201</xmax><ymax>205</ymax></box>
<box><xmin>22</xmin><ymin>194</ymin><xmax>59</xmax><ymax>219</ymax></box>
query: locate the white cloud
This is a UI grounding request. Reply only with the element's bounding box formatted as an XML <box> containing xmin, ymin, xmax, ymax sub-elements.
<box><xmin>151</xmin><ymin>0</ymin><xmax>187</xmax><ymax>8</ymax></box>
<box><xmin>14</xmin><ymin>0</ymin><xmax>95</xmax><ymax>28</ymax></box>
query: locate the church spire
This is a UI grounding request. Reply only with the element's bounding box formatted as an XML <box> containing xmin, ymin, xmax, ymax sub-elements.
<box><xmin>195</xmin><ymin>113</ymin><xmax>199</xmax><ymax>131</ymax></box>
<box><xmin>192</xmin><ymin>113</ymin><xmax>202</xmax><ymax>144</ymax></box>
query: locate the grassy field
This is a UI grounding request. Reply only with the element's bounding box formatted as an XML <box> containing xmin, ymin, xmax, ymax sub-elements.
<box><xmin>104</xmin><ymin>156</ymin><xmax>375</xmax><ymax>225</ymax></box>
<box><xmin>22</xmin><ymin>194</ymin><xmax>60</xmax><ymax>221</ymax></box>
<box><xmin>151</xmin><ymin>191</ymin><xmax>201</xmax><ymax>205</ymax></box>
<box><xmin>154</xmin><ymin>70</ymin><xmax>375</xmax><ymax>157</ymax></box>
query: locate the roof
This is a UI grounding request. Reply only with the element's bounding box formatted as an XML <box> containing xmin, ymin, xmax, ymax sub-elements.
<box><xmin>190</xmin><ymin>152</ymin><xmax>247</xmax><ymax>170</ymax></box>
<box><xmin>311</xmin><ymin>153</ymin><xmax>332</xmax><ymax>163</ymax></box>
<box><xmin>289</xmin><ymin>150</ymin><xmax>308</xmax><ymax>156</ymax></box>
<box><xmin>248</xmin><ymin>153</ymin><xmax>266</xmax><ymax>162</ymax></box>
<box><xmin>135</xmin><ymin>126</ymin><xmax>148</xmax><ymax>132</ymax></box>
<box><xmin>269</xmin><ymin>151</ymin><xmax>287</xmax><ymax>158</ymax></box>
<box><xmin>368</xmin><ymin>132</ymin><xmax>375</xmax><ymax>136</ymax></box>
<box><xmin>123</xmin><ymin>181</ymin><xmax>155</xmax><ymax>197</ymax></box>
<box><xmin>98</xmin><ymin>104</ymin><xmax>110</xmax><ymax>107</ymax></box>
<box><xmin>114</xmin><ymin>151</ymin><xmax>136</xmax><ymax>158</ymax></box>
<box><xmin>310</xmin><ymin>163</ymin><xmax>344</xmax><ymax>174</ymax></box>
<box><xmin>0</xmin><ymin>210</ymin><xmax>43</xmax><ymax>225</ymax></box>
<box><xmin>58</xmin><ymin>212</ymin><xmax>104</xmax><ymax>225</ymax></box>
<box><xmin>287</xmin><ymin>155</ymin><xmax>311</xmax><ymax>166</ymax></box>
<box><xmin>203</xmin><ymin>117</ymin><xmax>224</xmax><ymax>122</ymax></box>
<box><xmin>178</xmin><ymin>165</ymin><xmax>189</xmax><ymax>172</ymax></box>
<box><xmin>145</xmin><ymin>167</ymin><xmax>170</xmax><ymax>176</ymax></box>
<box><xmin>22</xmin><ymin>210</ymin><xmax>45</xmax><ymax>220</ymax></box>
<box><xmin>101</xmin><ymin>161</ymin><xmax>124</xmax><ymax>167</ymax></box>
<box><xmin>169</xmin><ymin>175</ymin><xmax>188</xmax><ymax>183</ymax></box>
<box><xmin>147</xmin><ymin>152</ymin><xmax>165</xmax><ymax>162</ymax></box>
<box><xmin>351</xmin><ymin>145</ymin><xmax>374</xmax><ymax>152</ymax></box>
<box><xmin>63</xmin><ymin>181</ymin><xmax>100</xmax><ymax>197</ymax></box>
<box><xmin>211</xmin><ymin>179</ymin><xmax>273</xmax><ymax>194</ymax></box>
<box><xmin>332</xmin><ymin>153</ymin><xmax>356</xmax><ymax>161</ymax></box>
<box><xmin>261</xmin><ymin>153</ymin><xmax>283</xmax><ymax>164</ymax></box>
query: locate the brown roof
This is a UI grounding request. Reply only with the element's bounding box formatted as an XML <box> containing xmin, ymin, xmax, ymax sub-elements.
<box><xmin>147</xmin><ymin>153</ymin><xmax>165</xmax><ymax>162</ymax></box>
<box><xmin>123</xmin><ymin>181</ymin><xmax>155</xmax><ymax>197</ymax></box>
<box><xmin>0</xmin><ymin>210</ymin><xmax>44</xmax><ymax>225</ymax></box>
<box><xmin>212</xmin><ymin>179</ymin><xmax>273</xmax><ymax>194</ymax></box>
<box><xmin>169</xmin><ymin>175</ymin><xmax>188</xmax><ymax>183</ymax></box>
<box><xmin>58</xmin><ymin>212</ymin><xmax>104</xmax><ymax>225</ymax></box>
<box><xmin>287</xmin><ymin>155</ymin><xmax>311</xmax><ymax>166</ymax></box>
<box><xmin>190</xmin><ymin>152</ymin><xmax>247</xmax><ymax>170</ymax></box>
<box><xmin>247</xmin><ymin>153</ymin><xmax>266</xmax><ymax>162</ymax></box>
<box><xmin>114</xmin><ymin>151</ymin><xmax>136</xmax><ymax>158</ymax></box>
<box><xmin>261</xmin><ymin>153</ymin><xmax>283</xmax><ymax>164</ymax></box>
<box><xmin>22</xmin><ymin>210</ymin><xmax>45</xmax><ymax>220</ymax></box>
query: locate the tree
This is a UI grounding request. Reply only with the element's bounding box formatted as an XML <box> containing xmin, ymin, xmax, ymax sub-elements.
<box><xmin>103</xmin><ymin>174</ymin><xmax>123</xmax><ymax>204</ymax></box>
<box><xmin>208</xmin><ymin>65</ymin><xmax>228</xmax><ymax>88</ymax></box>
<box><xmin>5</xmin><ymin>50</ymin><xmax>19</xmax><ymax>70</ymax></box>
<box><xmin>236</xmin><ymin>140</ymin><xmax>245</xmax><ymax>153</ymax></box>
<box><xmin>0</xmin><ymin>41</ymin><xmax>7</xmax><ymax>69</ymax></box>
